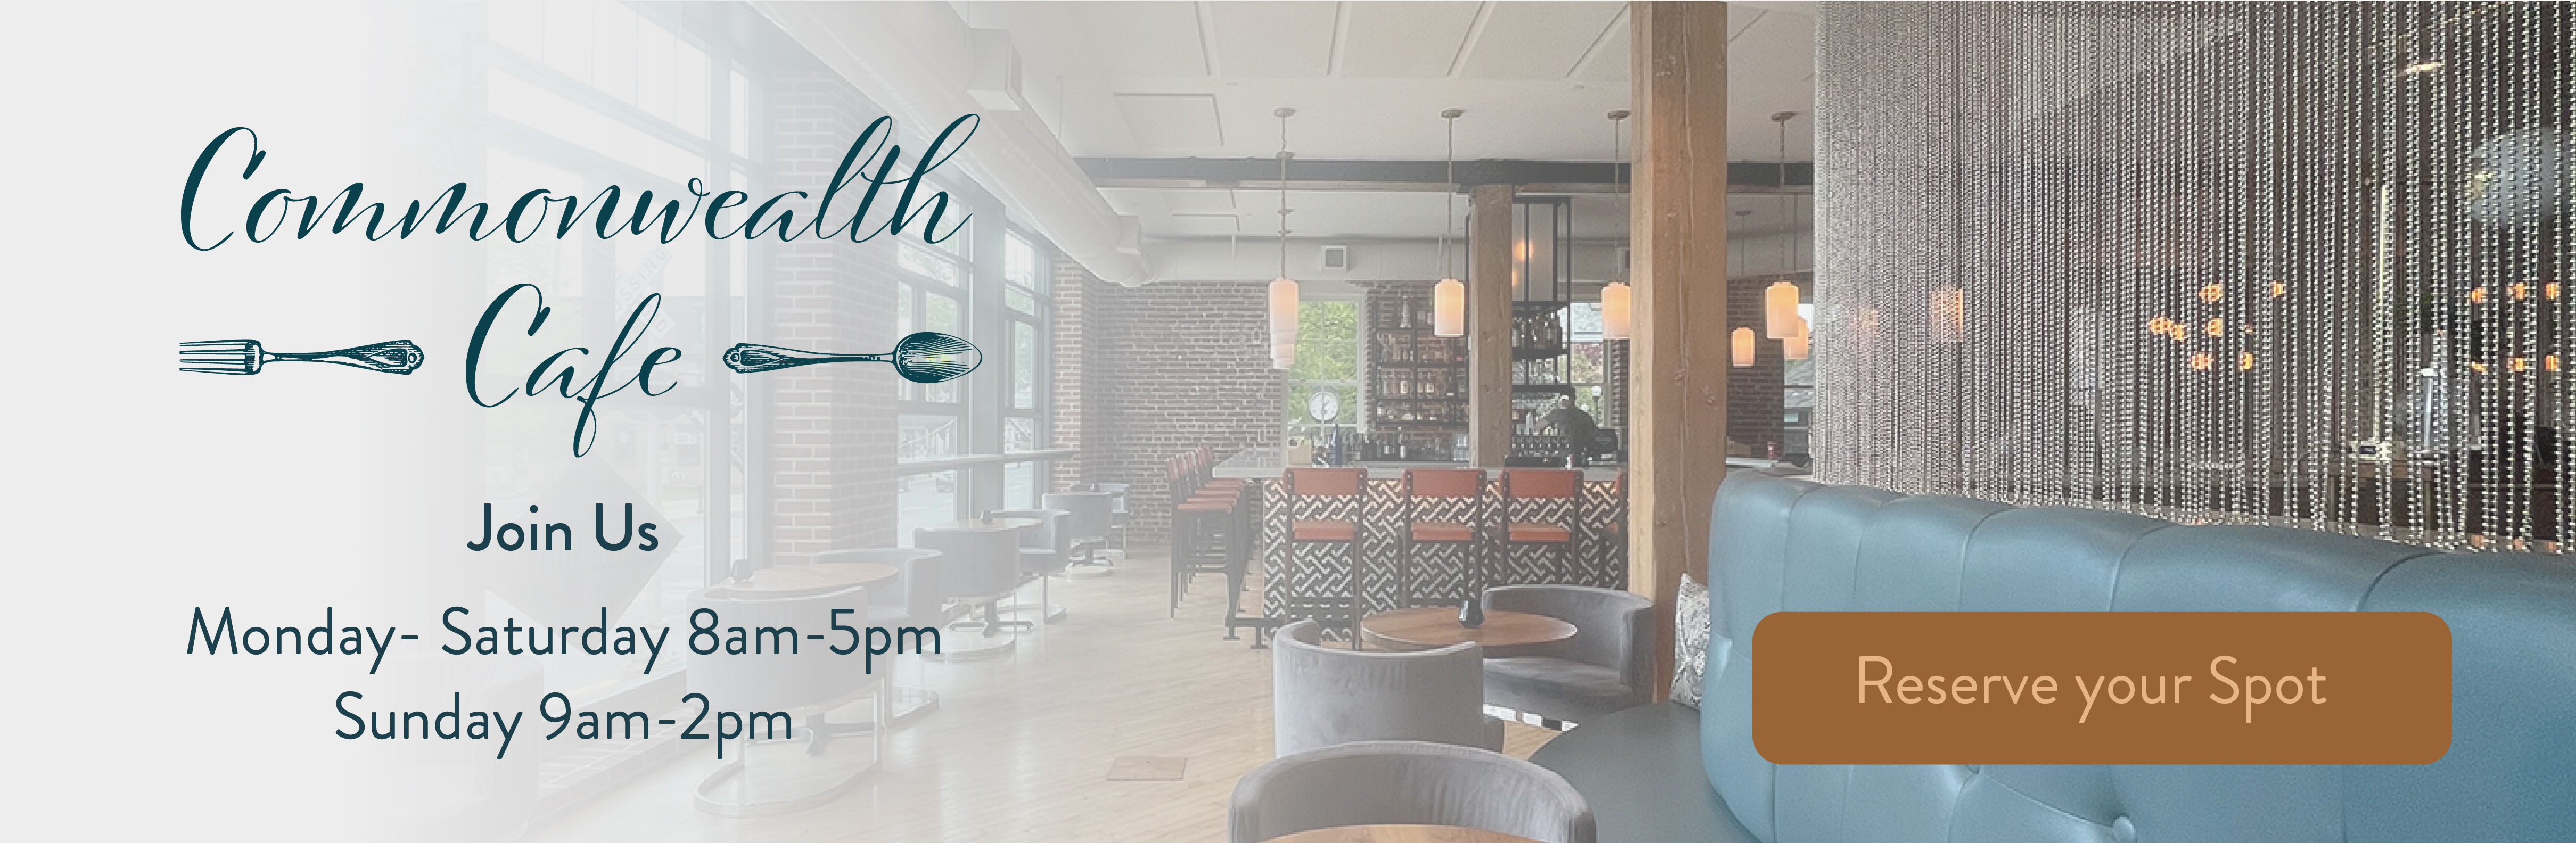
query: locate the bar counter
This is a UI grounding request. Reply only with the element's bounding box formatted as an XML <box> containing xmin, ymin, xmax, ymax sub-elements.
<box><xmin>1210</xmin><ymin>449</ymin><xmax>1628</xmax><ymax>482</ymax></box>
<box><xmin>1208</xmin><ymin>450</ymin><xmax>1629</xmax><ymax>642</ymax></box>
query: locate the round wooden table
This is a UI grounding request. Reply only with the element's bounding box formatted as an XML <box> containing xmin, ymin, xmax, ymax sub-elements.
<box><xmin>1267</xmin><ymin>824</ymin><xmax>1546</xmax><ymax>843</ymax></box>
<box><xmin>1359</xmin><ymin>607</ymin><xmax>1576</xmax><ymax>657</ymax></box>
<box><xmin>745</xmin><ymin>562</ymin><xmax>900</xmax><ymax>596</ymax></box>
<box><xmin>920</xmin><ymin>516</ymin><xmax>1041</xmax><ymax>534</ymax></box>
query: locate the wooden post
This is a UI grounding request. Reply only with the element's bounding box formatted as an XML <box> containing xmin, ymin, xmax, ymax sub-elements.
<box><xmin>1468</xmin><ymin>183</ymin><xmax>1517</xmax><ymax>467</ymax></box>
<box><xmin>1629</xmin><ymin>0</ymin><xmax>1730</xmax><ymax>700</ymax></box>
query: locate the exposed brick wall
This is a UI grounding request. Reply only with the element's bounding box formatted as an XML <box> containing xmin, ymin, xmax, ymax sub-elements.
<box><xmin>762</xmin><ymin>76</ymin><xmax>900</xmax><ymax>561</ymax></box>
<box><xmin>1050</xmin><ymin>257</ymin><xmax>1283</xmax><ymax>539</ymax></box>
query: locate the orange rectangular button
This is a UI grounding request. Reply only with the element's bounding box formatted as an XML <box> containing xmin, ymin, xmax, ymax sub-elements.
<box><xmin>1750</xmin><ymin>611</ymin><xmax>2450</xmax><ymax>764</ymax></box>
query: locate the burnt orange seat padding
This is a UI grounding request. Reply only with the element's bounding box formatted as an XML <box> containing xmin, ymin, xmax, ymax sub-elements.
<box><xmin>1410</xmin><ymin>522</ymin><xmax>1476</xmax><ymax>543</ymax></box>
<box><xmin>1286</xmin><ymin>468</ymin><xmax>1367</xmax><ymax>497</ymax></box>
<box><xmin>1502</xmin><ymin>469</ymin><xmax>1582</xmax><ymax>499</ymax></box>
<box><xmin>1178</xmin><ymin>499</ymin><xmax>1237</xmax><ymax>513</ymax></box>
<box><xmin>1405</xmin><ymin>468</ymin><xmax>1486</xmax><ymax>499</ymax></box>
<box><xmin>1507</xmin><ymin>522</ymin><xmax>1574</xmax><ymax>543</ymax></box>
<box><xmin>1292</xmin><ymin>519</ymin><xmax>1359</xmax><ymax>542</ymax></box>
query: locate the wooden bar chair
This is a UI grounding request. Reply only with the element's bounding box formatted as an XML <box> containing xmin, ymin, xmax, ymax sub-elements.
<box><xmin>1172</xmin><ymin>454</ymin><xmax>1247</xmax><ymax>615</ymax></box>
<box><xmin>1498</xmin><ymin>469</ymin><xmax>1583</xmax><ymax>583</ymax></box>
<box><xmin>1285</xmin><ymin>467</ymin><xmax>1368</xmax><ymax>646</ymax></box>
<box><xmin>1400</xmin><ymin>468</ymin><xmax>1486</xmax><ymax>608</ymax></box>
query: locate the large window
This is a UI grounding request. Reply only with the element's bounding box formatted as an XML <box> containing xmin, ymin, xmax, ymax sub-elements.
<box><xmin>893</xmin><ymin>214</ymin><xmax>1056</xmax><ymax>542</ymax></box>
<box><xmin>477</xmin><ymin>2</ymin><xmax>758</xmax><ymax>695</ymax></box>
<box><xmin>1286</xmin><ymin>301</ymin><xmax>1361</xmax><ymax>438</ymax></box>
<box><xmin>1568</xmin><ymin>301</ymin><xmax>1608</xmax><ymax>420</ymax></box>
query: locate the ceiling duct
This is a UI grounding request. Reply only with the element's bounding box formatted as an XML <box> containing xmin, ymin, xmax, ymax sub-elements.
<box><xmin>752</xmin><ymin>2</ymin><xmax>1155</xmax><ymax>285</ymax></box>
<box><xmin>965</xmin><ymin>28</ymin><xmax>1023</xmax><ymax>111</ymax></box>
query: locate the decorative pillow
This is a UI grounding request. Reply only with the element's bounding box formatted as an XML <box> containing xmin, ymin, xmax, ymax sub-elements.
<box><xmin>1670</xmin><ymin>574</ymin><xmax>1711</xmax><ymax>709</ymax></box>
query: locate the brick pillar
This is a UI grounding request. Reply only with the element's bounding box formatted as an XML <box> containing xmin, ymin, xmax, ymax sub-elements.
<box><xmin>1049</xmin><ymin>255</ymin><xmax>1093</xmax><ymax>489</ymax></box>
<box><xmin>763</xmin><ymin>77</ymin><xmax>901</xmax><ymax>561</ymax></box>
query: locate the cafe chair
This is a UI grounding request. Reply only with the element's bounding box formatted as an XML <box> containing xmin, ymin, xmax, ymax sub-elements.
<box><xmin>1228</xmin><ymin>740</ymin><xmax>1595</xmax><ymax>843</ymax></box>
<box><xmin>685</xmin><ymin>580</ymin><xmax>888</xmax><ymax>815</ymax></box>
<box><xmin>1045</xmin><ymin>490</ymin><xmax>1118</xmax><ymax>569</ymax></box>
<box><xmin>1284</xmin><ymin>467</ymin><xmax>1369</xmax><ymax>644</ymax></box>
<box><xmin>1270</xmin><ymin>619</ymin><xmax>1504</xmax><ymax>756</ymax></box>
<box><xmin>990</xmin><ymin>508</ymin><xmax>1072</xmax><ymax>624</ymax></box>
<box><xmin>1499</xmin><ymin>469</ymin><xmax>1584</xmax><ymax>582</ymax></box>
<box><xmin>1096</xmin><ymin>482</ymin><xmax>1132</xmax><ymax>550</ymax></box>
<box><xmin>809</xmin><ymin>548</ymin><xmax>944</xmax><ymax>724</ymax></box>
<box><xmin>1400</xmin><ymin>468</ymin><xmax>1486</xmax><ymax>608</ymax></box>
<box><xmin>915</xmin><ymin>525</ymin><xmax>1029</xmax><ymax>659</ymax></box>
<box><xmin>1478</xmin><ymin>585</ymin><xmax>1653</xmax><ymax>725</ymax></box>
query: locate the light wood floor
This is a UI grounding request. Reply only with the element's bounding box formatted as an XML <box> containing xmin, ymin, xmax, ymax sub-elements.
<box><xmin>523</xmin><ymin>549</ymin><xmax>1559</xmax><ymax>843</ymax></box>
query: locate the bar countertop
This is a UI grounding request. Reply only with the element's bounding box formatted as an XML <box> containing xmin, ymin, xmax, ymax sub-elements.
<box><xmin>1210</xmin><ymin>449</ymin><xmax>1632</xmax><ymax>481</ymax></box>
<box><xmin>1210</xmin><ymin>449</ymin><xmax>1797</xmax><ymax>481</ymax></box>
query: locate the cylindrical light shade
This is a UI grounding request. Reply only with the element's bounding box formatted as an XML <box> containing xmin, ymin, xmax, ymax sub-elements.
<box><xmin>1783</xmin><ymin>316</ymin><xmax>1810</xmax><ymax>360</ymax></box>
<box><xmin>1929</xmin><ymin>286</ymin><xmax>1965</xmax><ymax>344</ymax></box>
<box><xmin>1765</xmin><ymin>280</ymin><xmax>1801</xmax><ymax>338</ymax></box>
<box><xmin>1600</xmin><ymin>282</ymin><xmax>1632</xmax><ymax>340</ymax></box>
<box><xmin>1269</xmin><ymin>277</ymin><xmax>1300</xmax><ymax>370</ymax></box>
<box><xmin>1732</xmin><ymin>327</ymin><xmax>1756</xmax><ymax>367</ymax></box>
<box><xmin>1433</xmin><ymin>277</ymin><xmax>1466</xmax><ymax>337</ymax></box>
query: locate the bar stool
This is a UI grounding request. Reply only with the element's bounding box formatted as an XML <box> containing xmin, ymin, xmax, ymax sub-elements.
<box><xmin>1171</xmin><ymin>454</ymin><xmax>1248</xmax><ymax>615</ymax></box>
<box><xmin>1285</xmin><ymin>466</ymin><xmax>1367</xmax><ymax>646</ymax></box>
<box><xmin>1400</xmin><ymin>468</ymin><xmax>1486</xmax><ymax>608</ymax></box>
<box><xmin>1498</xmin><ymin>469</ymin><xmax>1583</xmax><ymax>583</ymax></box>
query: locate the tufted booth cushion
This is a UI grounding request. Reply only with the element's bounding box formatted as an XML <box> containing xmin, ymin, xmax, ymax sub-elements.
<box><xmin>1534</xmin><ymin>472</ymin><xmax>2576</xmax><ymax>843</ymax></box>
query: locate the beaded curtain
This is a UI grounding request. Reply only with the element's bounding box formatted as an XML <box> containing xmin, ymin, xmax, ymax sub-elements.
<box><xmin>1813</xmin><ymin>2</ymin><xmax>2573</xmax><ymax>550</ymax></box>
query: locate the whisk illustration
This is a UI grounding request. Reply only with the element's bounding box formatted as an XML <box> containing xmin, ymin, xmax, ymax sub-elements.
<box><xmin>722</xmin><ymin>331</ymin><xmax>981</xmax><ymax>383</ymax></box>
<box><xmin>180</xmin><ymin>338</ymin><xmax>425</xmax><ymax>376</ymax></box>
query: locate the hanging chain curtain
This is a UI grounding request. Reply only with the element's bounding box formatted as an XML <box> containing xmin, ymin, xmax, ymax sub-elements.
<box><xmin>1814</xmin><ymin>1</ymin><xmax>2573</xmax><ymax>550</ymax></box>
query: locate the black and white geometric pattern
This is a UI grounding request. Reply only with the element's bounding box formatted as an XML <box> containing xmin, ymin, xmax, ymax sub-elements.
<box><xmin>1252</xmin><ymin>477</ymin><xmax>1628</xmax><ymax>623</ymax></box>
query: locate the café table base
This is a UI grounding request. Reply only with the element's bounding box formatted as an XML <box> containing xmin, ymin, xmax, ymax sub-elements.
<box><xmin>691</xmin><ymin>693</ymin><xmax>887</xmax><ymax>817</ymax></box>
<box><xmin>888</xmin><ymin>686</ymin><xmax>939</xmax><ymax>725</ymax></box>
<box><xmin>924</xmin><ymin>625</ymin><xmax>1017</xmax><ymax>661</ymax></box>
<box><xmin>995</xmin><ymin>601</ymin><xmax>1068</xmax><ymax>624</ymax></box>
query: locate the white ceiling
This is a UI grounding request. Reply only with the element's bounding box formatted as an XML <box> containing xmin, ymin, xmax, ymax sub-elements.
<box><xmin>1098</xmin><ymin>187</ymin><xmax>1810</xmax><ymax>243</ymax></box>
<box><xmin>953</xmin><ymin>1</ymin><xmax>1816</xmax><ymax>247</ymax></box>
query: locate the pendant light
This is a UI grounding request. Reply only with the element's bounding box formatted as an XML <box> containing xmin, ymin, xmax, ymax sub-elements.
<box><xmin>1763</xmin><ymin>111</ymin><xmax>1800</xmax><ymax>339</ymax></box>
<box><xmin>1600</xmin><ymin>109</ymin><xmax>1633</xmax><ymax>341</ymax></box>
<box><xmin>1784</xmin><ymin>315</ymin><xmax>1810</xmax><ymax>360</ymax></box>
<box><xmin>1732</xmin><ymin>327</ymin><xmax>1756</xmax><ymax>368</ymax></box>
<box><xmin>1269</xmin><ymin>108</ymin><xmax>1299</xmax><ymax>370</ymax></box>
<box><xmin>1930</xmin><ymin>286</ymin><xmax>1966</xmax><ymax>344</ymax></box>
<box><xmin>1432</xmin><ymin>109</ymin><xmax>1467</xmax><ymax>338</ymax></box>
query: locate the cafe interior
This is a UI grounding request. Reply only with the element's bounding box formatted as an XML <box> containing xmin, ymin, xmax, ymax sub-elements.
<box><xmin>408</xmin><ymin>2</ymin><xmax>2576</xmax><ymax>842</ymax></box>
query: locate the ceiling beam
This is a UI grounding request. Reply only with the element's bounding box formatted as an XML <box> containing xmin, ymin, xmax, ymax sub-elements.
<box><xmin>1076</xmin><ymin>157</ymin><xmax>1813</xmax><ymax>192</ymax></box>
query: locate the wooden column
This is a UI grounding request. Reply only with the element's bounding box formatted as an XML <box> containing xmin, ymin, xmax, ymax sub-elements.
<box><xmin>1468</xmin><ymin>183</ymin><xmax>1517</xmax><ymax>466</ymax></box>
<box><xmin>1629</xmin><ymin>0</ymin><xmax>1730</xmax><ymax>699</ymax></box>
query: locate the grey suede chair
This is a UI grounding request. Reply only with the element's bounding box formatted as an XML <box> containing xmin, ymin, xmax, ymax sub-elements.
<box><xmin>1230</xmin><ymin>740</ymin><xmax>1594</xmax><ymax>843</ymax></box>
<box><xmin>1479</xmin><ymin>585</ymin><xmax>1653</xmax><ymax>724</ymax></box>
<box><xmin>1272</xmin><ymin>619</ymin><xmax>1504</xmax><ymax>756</ymax></box>
<box><xmin>992</xmin><ymin>508</ymin><xmax>1072</xmax><ymax>624</ymax></box>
